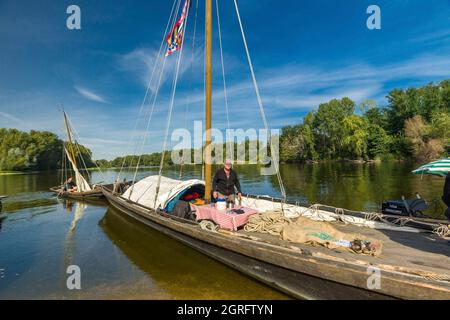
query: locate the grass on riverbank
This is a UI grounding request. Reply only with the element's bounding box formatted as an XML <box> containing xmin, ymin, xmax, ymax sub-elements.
<box><xmin>0</xmin><ymin>171</ymin><xmax>39</xmax><ymax>176</ymax></box>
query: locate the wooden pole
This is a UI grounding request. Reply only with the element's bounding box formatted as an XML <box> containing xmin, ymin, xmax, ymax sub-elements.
<box><xmin>204</xmin><ymin>0</ymin><xmax>212</xmax><ymax>203</ymax></box>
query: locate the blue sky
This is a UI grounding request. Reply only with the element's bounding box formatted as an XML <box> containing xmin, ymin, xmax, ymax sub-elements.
<box><xmin>0</xmin><ymin>0</ymin><xmax>449</xmax><ymax>159</ymax></box>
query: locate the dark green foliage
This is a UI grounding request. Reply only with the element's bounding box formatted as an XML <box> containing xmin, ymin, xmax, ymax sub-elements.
<box><xmin>0</xmin><ymin>129</ymin><xmax>94</xmax><ymax>171</ymax></box>
<box><xmin>278</xmin><ymin>80</ymin><xmax>450</xmax><ymax>162</ymax></box>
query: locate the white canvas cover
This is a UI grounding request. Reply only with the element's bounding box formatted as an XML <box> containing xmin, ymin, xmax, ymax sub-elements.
<box><xmin>122</xmin><ymin>175</ymin><xmax>205</xmax><ymax>210</ymax></box>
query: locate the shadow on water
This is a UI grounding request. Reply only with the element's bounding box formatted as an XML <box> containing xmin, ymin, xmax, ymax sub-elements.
<box><xmin>99</xmin><ymin>207</ymin><xmax>289</xmax><ymax>300</ymax></box>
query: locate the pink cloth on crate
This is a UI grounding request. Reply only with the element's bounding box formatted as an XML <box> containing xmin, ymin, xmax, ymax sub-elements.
<box><xmin>191</xmin><ymin>204</ymin><xmax>258</xmax><ymax>231</ymax></box>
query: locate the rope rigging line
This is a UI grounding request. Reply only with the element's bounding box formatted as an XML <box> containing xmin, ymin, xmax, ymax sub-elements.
<box><xmin>433</xmin><ymin>224</ymin><xmax>450</xmax><ymax>238</ymax></box>
<box><xmin>67</xmin><ymin>115</ymin><xmax>105</xmax><ymax>183</ymax></box>
<box><xmin>216</xmin><ymin>0</ymin><xmax>230</xmax><ymax>132</ymax></box>
<box><xmin>216</xmin><ymin>0</ymin><xmax>233</xmax><ymax>162</ymax></box>
<box><xmin>116</xmin><ymin>0</ymin><xmax>179</xmax><ymax>182</ymax></box>
<box><xmin>124</xmin><ymin>0</ymin><xmax>181</xmax><ymax>175</ymax></box>
<box><xmin>128</xmin><ymin>0</ymin><xmax>183</xmax><ymax>198</ymax></box>
<box><xmin>180</xmin><ymin>0</ymin><xmax>199</xmax><ymax>179</ymax></box>
<box><xmin>154</xmin><ymin>1</ymin><xmax>192</xmax><ymax>208</ymax></box>
<box><xmin>233</xmin><ymin>0</ymin><xmax>287</xmax><ymax>200</ymax></box>
<box><xmin>128</xmin><ymin>54</ymin><xmax>171</xmax><ymax>197</ymax></box>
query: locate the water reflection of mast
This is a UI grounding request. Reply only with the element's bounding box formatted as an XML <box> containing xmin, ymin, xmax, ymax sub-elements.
<box><xmin>63</xmin><ymin>201</ymin><xmax>87</xmax><ymax>272</ymax></box>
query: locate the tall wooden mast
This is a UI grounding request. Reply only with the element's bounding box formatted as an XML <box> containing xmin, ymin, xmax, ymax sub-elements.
<box><xmin>204</xmin><ymin>0</ymin><xmax>212</xmax><ymax>202</ymax></box>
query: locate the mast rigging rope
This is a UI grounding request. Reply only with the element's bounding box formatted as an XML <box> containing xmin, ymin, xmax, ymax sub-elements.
<box><xmin>154</xmin><ymin>0</ymin><xmax>192</xmax><ymax>208</ymax></box>
<box><xmin>180</xmin><ymin>0</ymin><xmax>200</xmax><ymax>178</ymax></box>
<box><xmin>116</xmin><ymin>0</ymin><xmax>179</xmax><ymax>182</ymax></box>
<box><xmin>128</xmin><ymin>0</ymin><xmax>183</xmax><ymax>198</ymax></box>
<box><xmin>233</xmin><ymin>0</ymin><xmax>287</xmax><ymax>200</ymax></box>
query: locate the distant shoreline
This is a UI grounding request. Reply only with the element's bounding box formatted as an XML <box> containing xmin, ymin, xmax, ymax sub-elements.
<box><xmin>0</xmin><ymin>171</ymin><xmax>28</xmax><ymax>176</ymax></box>
<box><xmin>0</xmin><ymin>159</ymin><xmax>415</xmax><ymax>176</ymax></box>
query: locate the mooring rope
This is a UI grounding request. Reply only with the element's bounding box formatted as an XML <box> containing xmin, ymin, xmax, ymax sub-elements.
<box><xmin>117</xmin><ymin>0</ymin><xmax>179</xmax><ymax>183</ymax></box>
<box><xmin>422</xmin><ymin>273</ymin><xmax>450</xmax><ymax>282</ymax></box>
<box><xmin>433</xmin><ymin>224</ymin><xmax>450</xmax><ymax>238</ymax></box>
<box><xmin>154</xmin><ymin>1</ymin><xmax>192</xmax><ymax>208</ymax></box>
<box><xmin>364</xmin><ymin>211</ymin><xmax>384</xmax><ymax>221</ymax></box>
<box><xmin>244</xmin><ymin>211</ymin><xmax>291</xmax><ymax>236</ymax></box>
<box><xmin>233</xmin><ymin>0</ymin><xmax>286</xmax><ymax>200</ymax></box>
<box><xmin>334</xmin><ymin>207</ymin><xmax>348</xmax><ymax>224</ymax></box>
<box><xmin>199</xmin><ymin>220</ymin><xmax>219</xmax><ymax>232</ymax></box>
<box><xmin>392</xmin><ymin>216</ymin><xmax>414</xmax><ymax>227</ymax></box>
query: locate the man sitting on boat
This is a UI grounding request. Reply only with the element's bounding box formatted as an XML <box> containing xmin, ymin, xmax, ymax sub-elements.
<box><xmin>64</xmin><ymin>177</ymin><xmax>78</xmax><ymax>192</ymax></box>
<box><xmin>212</xmin><ymin>159</ymin><xmax>242</xmax><ymax>207</ymax></box>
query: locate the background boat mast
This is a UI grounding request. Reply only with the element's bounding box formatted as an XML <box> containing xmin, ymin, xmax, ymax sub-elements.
<box><xmin>204</xmin><ymin>0</ymin><xmax>212</xmax><ymax>202</ymax></box>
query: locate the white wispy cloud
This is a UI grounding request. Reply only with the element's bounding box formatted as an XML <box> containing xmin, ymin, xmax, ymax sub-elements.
<box><xmin>409</xmin><ymin>28</ymin><xmax>450</xmax><ymax>44</ymax></box>
<box><xmin>0</xmin><ymin>111</ymin><xmax>22</xmax><ymax>124</ymax></box>
<box><xmin>74</xmin><ymin>86</ymin><xmax>108</xmax><ymax>103</ymax></box>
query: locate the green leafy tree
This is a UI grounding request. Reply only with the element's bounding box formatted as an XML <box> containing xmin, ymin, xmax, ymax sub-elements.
<box><xmin>342</xmin><ymin>115</ymin><xmax>368</xmax><ymax>159</ymax></box>
<box><xmin>313</xmin><ymin>97</ymin><xmax>355</xmax><ymax>159</ymax></box>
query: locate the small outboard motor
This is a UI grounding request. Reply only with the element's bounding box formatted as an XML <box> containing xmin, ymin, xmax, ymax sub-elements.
<box><xmin>381</xmin><ymin>193</ymin><xmax>429</xmax><ymax>217</ymax></box>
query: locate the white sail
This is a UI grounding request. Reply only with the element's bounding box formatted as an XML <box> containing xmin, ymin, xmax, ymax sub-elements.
<box><xmin>65</xmin><ymin>147</ymin><xmax>92</xmax><ymax>192</ymax></box>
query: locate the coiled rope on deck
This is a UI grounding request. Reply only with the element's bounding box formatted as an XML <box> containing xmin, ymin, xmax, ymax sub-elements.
<box><xmin>244</xmin><ymin>211</ymin><xmax>291</xmax><ymax>236</ymax></box>
<box><xmin>199</xmin><ymin>220</ymin><xmax>219</xmax><ymax>232</ymax></box>
<box><xmin>433</xmin><ymin>224</ymin><xmax>450</xmax><ymax>238</ymax></box>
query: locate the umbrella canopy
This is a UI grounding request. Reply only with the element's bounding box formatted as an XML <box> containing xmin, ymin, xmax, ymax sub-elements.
<box><xmin>412</xmin><ymin>158</ymin><xmax>450</xmax><ymax>177</ymax></box>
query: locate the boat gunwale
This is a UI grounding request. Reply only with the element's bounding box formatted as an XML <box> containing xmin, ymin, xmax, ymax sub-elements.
<box><xmin>240</xmin><ymin>193</ymin><xmax>448</xmax><ymax>229</ymax></box>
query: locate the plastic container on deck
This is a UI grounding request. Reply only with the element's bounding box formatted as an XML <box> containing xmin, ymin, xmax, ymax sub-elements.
<box><xmin>216</xmin><ymin>198</ymin><xmax>227</xmax><ymax>211</ymax></box>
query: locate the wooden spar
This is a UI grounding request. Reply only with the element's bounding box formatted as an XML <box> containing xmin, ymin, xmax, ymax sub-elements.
<box><xmin>204</xmin><ymin>0</ymin><xmax>212</xmax><ymax>203</ymax></box>
<box><xmin>63</xmin><ymin>111</ymin><xmax>77</xmax><ymax>169</ymax></box>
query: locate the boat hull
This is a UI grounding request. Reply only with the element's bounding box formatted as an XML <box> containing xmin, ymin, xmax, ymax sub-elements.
<box><xmin>50</xmin><ymin>185</ymin><xmax>108</xmax><ymax>200</ymax></box>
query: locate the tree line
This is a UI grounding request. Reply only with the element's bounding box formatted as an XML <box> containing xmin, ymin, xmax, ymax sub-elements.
<box><xmin>0</xmin><ymin>129</ymin><xmax>94</xmax><ymax>171</ymax></box>
<box><xmin>1</xmin><ymin>80</ymin><xmax>448</xmax><ymax>171</ymax></box>
<box><xmin>279</xmin><ymin>80</ymin><xmax>449</xmax><ymax>163</ymax></box>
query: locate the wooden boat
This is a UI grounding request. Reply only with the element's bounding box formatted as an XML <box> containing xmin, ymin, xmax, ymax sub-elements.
<box><xmin>102</xmin><ymin>0</ymin><xmax>450</xmax><ymax>299</ymax></box>
<box><xmin>50</xmin><ymin>185</ymin><xmax>105</xmax><ymax>200</ymax></box>
<box><xmin>103</xmin><ymin>181</ymin><xmax>450</xmax><ymax>300</ymax></box>
<box><xmin>50</xmin><ymin>111</ymin><xmax>106</xmax><ymax>200</ymax></box>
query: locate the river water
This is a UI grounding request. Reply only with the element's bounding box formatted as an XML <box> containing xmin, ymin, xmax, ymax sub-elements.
<box><xmin>0</xmin><ymin>162</ymin><xmax>446</xmax><ymax>299</ymax></box>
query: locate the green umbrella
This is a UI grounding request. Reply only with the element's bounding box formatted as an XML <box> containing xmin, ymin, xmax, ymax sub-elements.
<box><xmin>412</xmin><ymin>158</ymin><xmax>450</xmax><ymax>177</ymax></box>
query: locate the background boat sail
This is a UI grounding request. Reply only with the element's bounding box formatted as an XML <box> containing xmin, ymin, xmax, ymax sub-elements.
<box><xmin>50</xmin><ymin>111</ymin><xmax>105</xmax><ymax>199</ymax></box>
<box><xmin>102</xmin><ymin>0</ymin><xmax>450</xmax><ymax>299</ymax></box>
